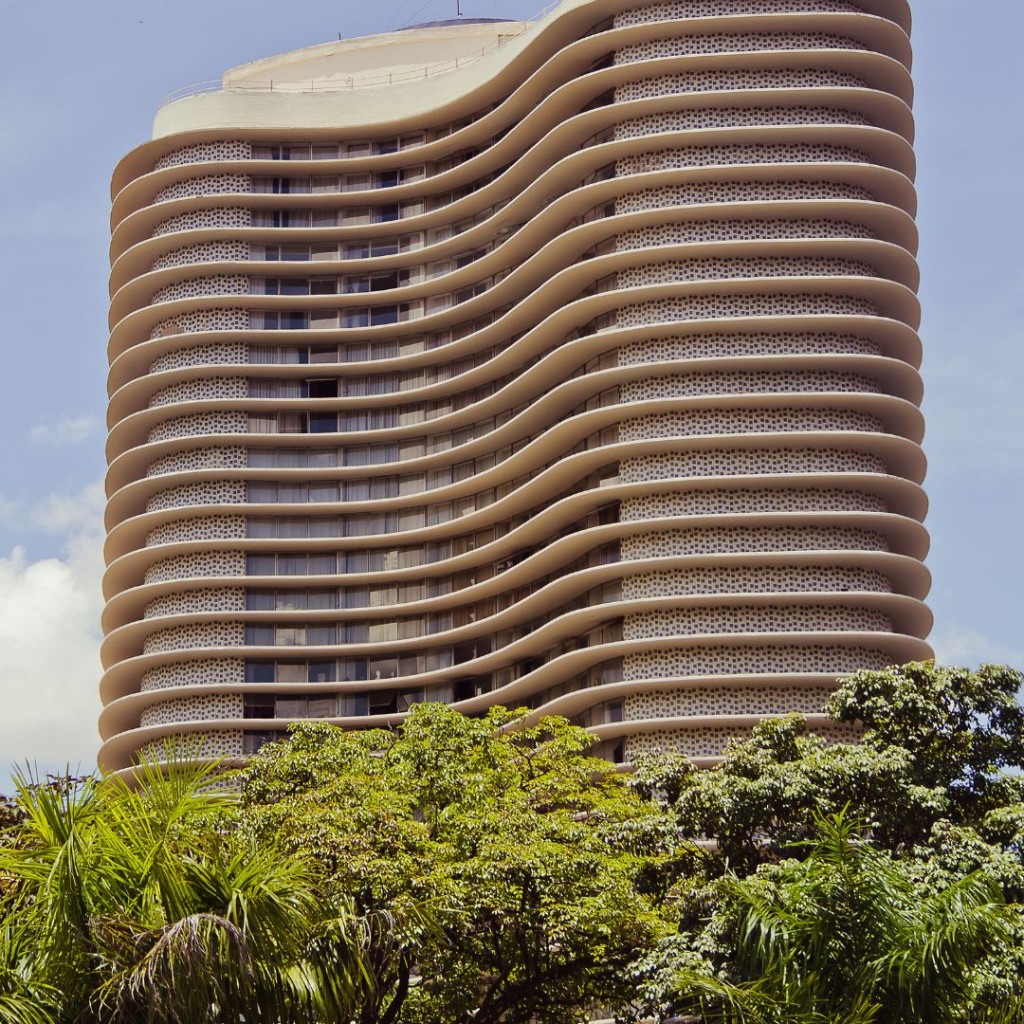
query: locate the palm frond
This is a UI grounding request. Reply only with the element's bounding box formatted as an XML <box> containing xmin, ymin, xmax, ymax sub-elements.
<box><xmin>93</xmin><ymin>911</ymin><xmax>258</xmax><ymax>1024</ymax></box>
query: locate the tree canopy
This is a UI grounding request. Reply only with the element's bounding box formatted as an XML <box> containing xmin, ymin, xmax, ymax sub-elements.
<box><xmin>0</xmin><ymin>662</ymin><xmax>1021</xmax><ymax>1024</ymax></box>
<box><xmin>627</xmin><ymin>662</ymin><xmax>1024</xmax><ymax>1024</ymax></box>
<box><xmin>0</xmin><ymin>759</ymin><xmax>342</xmax><ymax>1024</ymax></box>
<box><xmin>238</xmin><ymin>704</ymin><xmax>673</xmax><ymax>1024</ymax></box>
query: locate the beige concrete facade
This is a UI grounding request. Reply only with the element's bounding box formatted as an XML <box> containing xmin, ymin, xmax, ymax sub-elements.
<box><xmin>101</xmin><ymin>0</ymin><xmax>931</xmax><ymax>773</ymax></box>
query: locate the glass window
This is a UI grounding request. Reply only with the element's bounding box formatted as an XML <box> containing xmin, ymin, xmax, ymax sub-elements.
<box><xmin>340</xmin><ymin>660</ymin><xmax>369</xmax><ymax>682</ymax></box>
<box><xmin>309</xmin><ymin>413</ymin><xmax>338</xmax><ymax>433</ymax></box>
<box><xmin>369</xmin><ymin>658</ymin><xmax>397</xmax><ymax>680</ymax></box>
<box><xmin>399</xmin><ymin>474</ymin><xmax>424</xmax><ymax>497</ymax></box>
<box><xmin>274</xmin><ymin>591</ymin><xmax>307</xmax><ymax>611</ymax></box>
<box><xmin>310</xmin><ymin>310</ymin><xmax>339</xmax><ymax>329</ymax></box>
<box><xmin>306</xmin><ymin>590</ymin><xmax>337</xmax><ymax>611</ymax></box>
<box><xmin>373</xmin><ymin>512</ymin><xmax>396</xmax><ymax>535</ymax></box>
<box><xmin>425</xmin><ymin>649</ymin><xmax>453</xmax><ymax>671</ymax></box>
<box><xmin>428</xmin><ymin>499</ymin><xmax>452</xmax><ymax>524</ymax></box>
<box><xmin>367</xmin><ymin>691</ymin><xmax>398</xmax><ymax>713</ymax></box>
<box><xmin>307</xmin><ymin>553</ymin><xmax>337</xmax><ymax>574</ymax></box>
<box><xmin>246</xmin><ymin>589</ymin><xmax>275</xmax><ymax>611</ymax></box>
<box><xmin>344</xmin><ymin>174</ymin><xmax>371</xmax><ymax>192</ymax></box>
<box><xmin>247</xmin><ymin>555</ymin><xmax>276</xmax><ymax>576</ymax></box>
<box><xmin>244</xmin><ymin>695</ymin><xmax>276</xmax><ymax>719</ymax></box>
<box><xmin>370</xmin><ymin>271</ymin><xmax>399</xmax><ymax>292</ymax></box>
<box><xmin>247</xmin><ymin>449</ymin><xmax>276</xmax><ymax>467</ymax></box>
<box><xmin>246</xmin><ymin>485</ymin><xmax>276</xmax><ymax>505</ymax></box>
<box><xmin>397</xmin><ymin>619</ymin><xmax>421</xmax><ymax>641</ymax></box>
<box><xmin>344</xmin><ymin>276</ymin><xmax>371</xmax><ymax>294</ymax></box>
<box><xmin>427</xmin><ymin>682</ymin><xmax>453</xmax><ymax>702</ymax></box>
<box><xmin>345</xmin><ymin>515</ymin><xmax>369</xmax><ymax>538</ymax></box>
<box><xmin>398</xmin><ymin>508</ymin><xmax>424</xmax><ymax>530</ymax></box>
<box><xmin>371</xmin><ymin>305</ymin><xmax>399</xmax><ymax>325</ymax></box>
<box><xmin>342</xmin><ymin>309</ymin><xmax>370</xmax><ymax>328</ymax></box>
<box><xmin>345</xmin><ymin>623</ymin><xmax>369</xmax><ymax>643</ymax></box>
<box><xmin>246</xmin><ymin>625</ymin><xmax>275</xmax><ymax>646</ymax></box>
<box><xmin>308</xmin><ymin>516</ymin><xmax>339</xmax><ymax>537</ymax></box>
<box><xmin>307</xmin><ymin>660</ymin><xmax>337</xmax><ymax>682</ymax></box>
<box><xmin>309</xmin><ymin>346</ymin><xmax>339</xmax><ymax>364</ymax></box>
<box><xmin>277</xmin><ymin>483</ymin><xmax>307</xmax><ymax>504</ymax></box>
<box><xmin>276</xmin><ymin>626</ymin><xmax>306</xmax><ymax>646</ymax></box>
<box><xmin>276</xmin><ymin>699</ymin><xmax>308</xmax><ymax>719</ymax></box>
<box><xmin>244</xmin><ymin>661</ymin><xmax>275</xmax><ymax>683</ymax></box>
<box><xmin>309</xmin><ymin>483</ymin><xmax>338</xmax><ymax>503</ymax></box>
<box><xmin>278</xmin><ymin>516</ymin><xmax>305</xmax><ymax>540</ymax></box>
<box><xmin>307</xmin><ymin>624</ymin><xmax>336</xmax><ymax>646</ymax></box>
<box><xmin>343</xmin><ymin>208</ymin><xmax>371</xmax><ymax>225</ymax></box>
<box><xmin>345</xmin><ymin>550</ymin><xmax>368</xmax><ymax>573</ymax></box>
<box><xmin>369</xmin><ymin>622</ymin><xmax>398</xmax><ymax>643</ymax></box>
<box><xmin>278</xmin><ymin>412</ymin><xmax>305</xmax><ymax>433</ymax></box>
<box><xmin>307</xmin><ymin>698</ymin><xmax>337</xmax><ymax>717</ymax></box>
<box><xmin>341</xmin><ymin>693</ymin><xmax>368</xmax><ymax>714</ymax></box>
<box><xmin>308</xmin><ymin>448</ymin><xmax>338</xmax><ymax>468</ymax></box>
<box><xmin>247</xmin><ymin>519</ymin><xmax>275</xmax><ymax>539</ymax></box>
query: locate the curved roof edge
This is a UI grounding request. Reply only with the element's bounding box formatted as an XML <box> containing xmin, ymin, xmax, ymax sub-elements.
<box><xmin>398</xmin><ymin>18</ymin><xmax>517</xmax><ymax>31</ymax></box>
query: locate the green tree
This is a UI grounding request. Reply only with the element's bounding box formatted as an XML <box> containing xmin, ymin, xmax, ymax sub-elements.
<box><xmin>625</xmin><ymin>663</ymin><xmax>1024</xmax><ymax>1023</ymax></box>
<box><xmin>0</xmin><ymin>754</ymin><xmax>357</xmax><ymax>1024</ymax></box>
<box><xmin>0</xmin><ymin>919</ymin><xmax>56</xmax><ymax>1024</ymax></box>
<box><xmin>669</xmin><ymin>811</ymin><xmax>1019</xmax><ymax>1024</ymax></box>
<box><xmin>633</xmin><ymin>663</ymin><xmax>1024</xmax><ymax>872</ymax></box>
<box><xmin>2</xmin><ymin>664</ymin><xmax>1018</xmax><ymax>1023</ymax></box>
<box><xmin>239</xmin><ymin>703</ymin><xmax>673</xmax><ymax>1024</ymax></box>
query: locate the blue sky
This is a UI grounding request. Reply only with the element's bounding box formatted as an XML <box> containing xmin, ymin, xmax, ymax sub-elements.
<box><xmin>0</xmin><ymin>0</ymin><xmax>1019</xmax><ymax>779</ymax></box>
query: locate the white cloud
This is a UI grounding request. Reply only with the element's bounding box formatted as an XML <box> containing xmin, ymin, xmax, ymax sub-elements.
<box><xmin>0</xmin><ymin>483</ymin><xmax>105</xmax><ymax>784</ymax></box>
<box><xmin>30</xmin><ymin>415</ymin><xmax>99</xmax><ymax>445</ymax></box>
<box><xmin>930</xmin><ymin>625</ymin><xmax>1024</xmax><ymax>669</ymax></box>
<box><xmin>0</xmin><ymin>495</ymin><xmax>22</xmax><ymax>529</ymax></box>
<box><xmin>34</xmin><ymin>482</ymin><xmax>106</xmax><ymax>535</ymax></box>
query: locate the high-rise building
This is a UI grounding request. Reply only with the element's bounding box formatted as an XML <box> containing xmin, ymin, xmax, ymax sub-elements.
<box><xmin>100</xmin><ymin>0</ymin><xmax>932</xmax><ymax>775</ymax></box>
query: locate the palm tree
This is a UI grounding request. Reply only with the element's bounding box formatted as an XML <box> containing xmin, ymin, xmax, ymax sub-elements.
<box><xmin>0</xmin><ymin>770</ymin><xmax>106</xmax><ymax>1018</ymax></box>
<box><xmin>0</xmin><ymin>920</ymin><xmax>59</xmax><ymax>1024</ymax></box>
<box><xmin>0</xmin><ymin>752</ymin><xmax>365</xmax><ymax>1023</ymax></box>
<box><xmin>89</xmin><ymin>842</ymin><xmax>324</xmax><ymax>1024</ymax></box>
<box><xmin>671</xmin><ymin>810</ymin><xmax>1021</xmax><ymax>1024</ymax></box>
